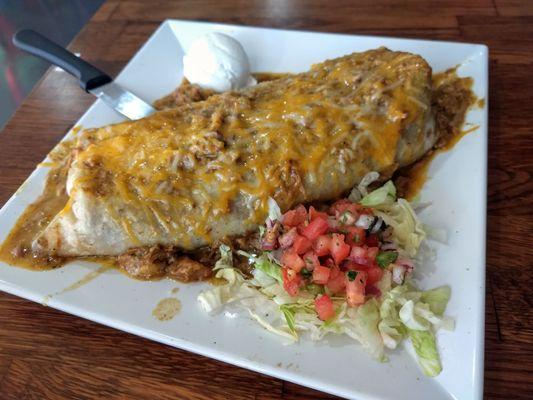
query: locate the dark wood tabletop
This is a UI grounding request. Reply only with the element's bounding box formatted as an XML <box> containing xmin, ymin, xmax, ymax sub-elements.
<box><xmin>1</xmin><ymin>1</ymin><xmax>532</xmax><ymax>399</ymax></box>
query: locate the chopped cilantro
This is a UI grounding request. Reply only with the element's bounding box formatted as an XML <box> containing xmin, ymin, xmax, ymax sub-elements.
<box><xmin>346</xmin><ymin>270</ymin><xmax>358</xmax><ymax>281</ymax></box>
<box><xmin>301</xmin><ymin>268</ymin><xmax>312</xmax><ymax>278</ymax></box>
<box><xmin>376</xmin><ymin>251</ymin><xmax>399</xmax><ymax>268</ymax></box>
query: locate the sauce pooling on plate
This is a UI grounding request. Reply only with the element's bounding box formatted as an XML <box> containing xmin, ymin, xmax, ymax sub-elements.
<box><xmin>0</xmin><ymin>140</ymin><xmax>73</xmax><ymax>270</ymax></box>
<box><xmin>394</xmin><ymin>67</ymin><xmax>480</xmax><ymax>200</ymax></box>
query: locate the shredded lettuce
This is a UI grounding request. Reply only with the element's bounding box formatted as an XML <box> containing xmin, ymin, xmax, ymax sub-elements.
<box><xmin>358</xmin><ymin>180</ymin><xmax>425</xmax><ymax>258</ymax></box>
<box><xmin>198</xmin><ymin>246</ymin><xmax>255</xmax><ymax>313</ymax></box>
<box><xmin>251</xmin><ymin>268</ymin><xmax>277</xmax><ymax>287</ymax></box>
<box><xmin>252</xmin><ymin>254</ymin><xmax>283</xmax><ymax>284</ymax></box>
<box><xmin>360</xmin><ymin>180</ymin><xmax>396</xmax><ymax>206</ymax></box>
<box><xmin>198</xmin><ymin>267</ymin><xmax>254</xmax><ymax>313</ymax></box>
<box><xmin>400</xmin><ymin>300</ymin><xmax>431</xmax><ymax>330</ymax></box>
<box><xmin>280</xmin><ymin>303</ymin><xmax>315</xmax><ymax>336</ymax></box>
<box><xmin>199</xmin><ymin>260</ymin><xmax>452</xmax><ymax>376</ymax></box>
<box><xmin>345</xmin><ymin>299</ymin><xmax>386</xmax><ymax>361</ymax></box>
<box><xmin>199</xmin><ymin>262</ymin><xmax>387</xmax><ymax>361</ymax></box>
<box><xmin>376</xmin><ymin>283</ymin><xmax>453</xmax><ymax>375</ymax></box>
<box><xmin>409</xmin><ymin>329</ymin><xmax>442</xmax><ymax>377</ymax></box>
<box><xmin>214</xmin><ymin>244</ymin><xmax>233</xmax><ymax>270</ymax></box>
<box><xmin>378</xmin><ymin>295</ymin><xmax>407</xmax><ymax>349</ymax></box>
<box><xmin>247</xmin><ymin>307</ymin><xmax>297</xmax><ymax>341</ymax></box>
<box><xmin>237</xmin><ymin>250</ymin><xmax>283</xmax><ymax>286</ymax></box>
<box><xmin>279</xmin><ymin>304</ymin><xmax>297</xmax><ymax>335</ymax></box>
<box><xmin>373</xmin><ymin>199</ymin><xmax>426</xmax><ymax>258</ymax></box>
<box><xmin>259</xmin><ymin>281</ymin><xmax>293</xmax><ymax>305</ymax></box>
<box><xmin>421</xmin><ymin>286</ymin><xmax>451</xmax><ymax>316</ymax></box>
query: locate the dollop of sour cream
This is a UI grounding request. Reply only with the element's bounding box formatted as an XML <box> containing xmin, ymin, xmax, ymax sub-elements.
<box><xmin>183</xmin><ymin>32</ymin><xmax>256</xmax><ymax>92</ymax></box>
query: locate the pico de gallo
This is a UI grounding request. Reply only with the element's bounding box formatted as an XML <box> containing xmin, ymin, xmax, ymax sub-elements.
<box><xmin>198</xmin><ymin>176</ymin><xmax>454</xmax><ymax>377</ymax></box>
<box><xmin>261</xmin><ymin>199</ymin><xmax>409</xmax><ymax>319</ymax></box>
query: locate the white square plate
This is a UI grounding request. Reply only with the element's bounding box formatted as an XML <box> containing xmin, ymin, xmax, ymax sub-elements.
<box><xmin>0</xmin><ymin>20</ymin><xmax>487</xmax><ymax>400</ymax></box>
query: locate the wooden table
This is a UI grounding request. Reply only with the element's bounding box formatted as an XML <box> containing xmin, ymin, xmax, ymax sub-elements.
<box><xmin>1</xmin><ymin>1</ymin><xmax>532</xmax><ymax>398</ymax></box>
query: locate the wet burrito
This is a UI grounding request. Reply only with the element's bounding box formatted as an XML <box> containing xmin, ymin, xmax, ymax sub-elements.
<box><xmin>34</xmin><ymin>48</ymin><xmax>437</xmax><ymax>257</ymax></box>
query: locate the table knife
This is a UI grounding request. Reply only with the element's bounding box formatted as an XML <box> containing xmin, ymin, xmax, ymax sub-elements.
<box><xmin>13</xmin><ymin>29</ymin><xmax>155</xmax><ymax>120</ymax></box>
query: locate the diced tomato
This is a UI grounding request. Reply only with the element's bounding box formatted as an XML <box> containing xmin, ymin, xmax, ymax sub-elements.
<box><xmin>348</xmin><ymin>246</ymin><xmax>369</xmax><ymax>265</ymax></box>
<box><xmin>346</xmin><ymin>270</ymin><xmax>367</xmax><ymax>307</ymax></box>
<box><xmin>292</xmin><ymin>235</ymin><xmax>312</xmax><ymax>255</ymax></box>
<box><xmin>324</xmin><ymin>258</ymin><xmax>335</xmax><ymax>268</ymax></box>
<box><xmin>263</xmin><ymin>201</ymin><xmax>386</xmax><ymax>304</ymax></box>
<box><xmin>366</xmin><ymin>285</ymin><xmax>381</xmax><ymax>298</ymax></box>
<box><xmin>329</xmin><ymin>233</ymin><xmax>351</xmax><ymax>264</ymax></box>
<box><xmin>301</xmin><ymin>217</ymin><xmax>329</xmax><ymax>240</ymax></box>
<box><xmin>283</xmin><ymin>268</ymin><xmax>303</xmax><ymax>295</ymax></box>
<box><xmin>314</xmin><ymin>294</ymin><xmax>336</xmax><ymax>321</ymax></box>
<box><xmin>366</xmin><ymin>233</ymin><xmax>380</xmax><ymax>247</ymax></box>
<box><xmin>312</xmin><ymin>265</ymin><xmax>331</xmax><ymax>284</ymax></box>
<box><xmin>313</xmin><ymin>235</ymin><xmax>331</xmax><ymax>256</ymax></box>
<box><xmin>326</xmin><ymin>265</ymin><xmax>346</xmax><ymax>294</ymax></box>
<box><xmin>344</xmin><ymin>226</ymin><xmax>366</xmax><ymax>246</ymax></box>
<box><xmin>365</xmin><ymin>266</ymin><xmax>384</xmax><ymax>286</ymax></box>
<box><xmin>302</xmin><ymin>251</ymin><xmax>320</xmax><ymax>270</ymax></box>
<box><xmin>286</xmin><ymin>268</ymin><xmax>297</xmax><ymax>279</ymax></box>
<box><xmin>342</xmin><ymin>259</ymin><xmax>371</xmax><ymax>271</ymax></box>
<box><xmin>337</xmin><ymin>210</ymin><xmax>357</xmax><ymax>226</ymax></box>
<box><xmin>366</xmin><ymin>246</ymin><xmax>379</xmax><ymax>262</ymax></box>
<box><xmin>329</xmin><ymin>199</ymin><xmax>362</xmax><ymax>218</ymax></box>
<box><xmin>328</xmin><ymin>199</ymin><xmax>350</xmax><ymax>215</ymax></box>
<box><xmin>282</xmin><ymin>204</ymin><xmax>307</xmax><ymax>228</ymax></box>
<box><xmin>282</xmin><ymin>267</ymin><xmax>303</xmax><ymax>297</ymax></box>
<box><xmin>327</xmin><ymin>216</ymin><xmax>339</xmax><ymax>232</ymax></box>
<box><xmin>278</xmin><ymin>227</ymin><xmax>298</xmax><ymax>249</ymax></box>
<box><xmin>309</xmin><ymin>206</ymin><xmax>329</xmax><ymax>221</ymax></box>
<box><xmin>281</xmin><ymin>251</ymin><xmax>305</xmax><ymax>272</ymax></box>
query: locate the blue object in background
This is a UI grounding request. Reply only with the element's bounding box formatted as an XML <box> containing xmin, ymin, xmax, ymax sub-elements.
<box><xmin>0</xmin><ymin>0</ymin><xmax>104</xmax><ymax>131</ymax></box>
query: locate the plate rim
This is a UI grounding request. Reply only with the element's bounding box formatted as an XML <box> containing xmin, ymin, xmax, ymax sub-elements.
<box><xmin>0</xmin><ymin>19</ymin><xmax>488</xmax><ymax>400</ymax></box>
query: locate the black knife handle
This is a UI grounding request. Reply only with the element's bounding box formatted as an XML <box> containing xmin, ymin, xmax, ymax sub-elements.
<box><xmin>12</xmin><ymin>29</ymin><xmax>112</xmax><ymax>91</ymax></box>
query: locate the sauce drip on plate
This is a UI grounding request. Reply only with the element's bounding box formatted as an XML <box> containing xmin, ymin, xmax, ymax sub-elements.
<box><xmin>152</xmin><ymin>297</ymin><xmax>181</xmax><ymax>321</ymax></box>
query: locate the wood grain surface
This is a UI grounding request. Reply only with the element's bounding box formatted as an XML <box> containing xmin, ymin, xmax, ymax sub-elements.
<box><xmin>0</xmin><ymin>1</ymin><xmax>532</xmax><ymax>399</ymax></box>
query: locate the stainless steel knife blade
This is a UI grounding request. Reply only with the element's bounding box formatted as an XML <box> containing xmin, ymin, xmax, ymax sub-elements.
<box><xmin>13</xmin><ymin>29</ymin><xmax>155</xmax><ymax>121</ymax></box>
<box><xmin>89</xmin><ymin>81</ymin><xmax>155</xmax><ymax>120</ymax></box>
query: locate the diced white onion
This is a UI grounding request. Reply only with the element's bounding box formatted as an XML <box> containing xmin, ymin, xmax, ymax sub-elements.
<box><xmin>369</xmin><ymin>217</ymin><xmax>383</xmax><ymax>233</ymax></box>
<box><xmin>356</xmin><ymin>214</ymin><xmax>374</xmax><ymax>229</ymax></box>
<box><xmin>392</xmin><ymin>264</ymin><xmax>406</xmax><ymax>285</ymax></box>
